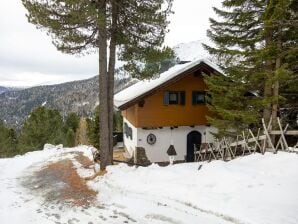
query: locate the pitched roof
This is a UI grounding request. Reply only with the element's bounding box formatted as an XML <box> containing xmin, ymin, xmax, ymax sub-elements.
<box><xmin>114</xmin><ymin>58</ymin><xmax>224</xmax><ymax>110</ymax></box>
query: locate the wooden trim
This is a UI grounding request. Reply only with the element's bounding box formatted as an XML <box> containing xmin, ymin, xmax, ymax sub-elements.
<box><xmin>118</xmin><ymin>62</ymin><xmax>218</xmax><ymax>110</ymax></box>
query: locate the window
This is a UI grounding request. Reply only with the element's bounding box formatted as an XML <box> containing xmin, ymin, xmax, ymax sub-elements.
<box><xmin>192</xmin><ymin>91</ymin><xmax>206</xmax><ymax>105</ymax></box>
<box><xmin>169</xmin><ymin>92</ymin><xmax>178</xmax><ymax>104</ymax></box>
<box><xmin>164</xmin><ymin>91</ymin><xmax>185</xmax><ymax>105</ymax></box>
<box><xmin>124</xmin><ymin>122</ymin><xmax>133</xmax><ymax>140</ymax></box>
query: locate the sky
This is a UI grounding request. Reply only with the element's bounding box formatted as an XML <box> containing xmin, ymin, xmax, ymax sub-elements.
<box><xmin>0</xmin><ymin>0</ymin><xmax>221</xmax><ymax>87</ymax></box>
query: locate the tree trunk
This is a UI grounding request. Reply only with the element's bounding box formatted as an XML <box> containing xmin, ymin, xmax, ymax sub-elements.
<box><xmin>263</xmin><ymin>33</ymin><xmax>273</xmax><ymax>123</ymax></box>
<box><xmin>107</xmin><ymin>0</ymin><xmax>119</xmax><ymax>163</ymax></box>
<box><xmin>272</xmin><ymin>23</ymin><xmax>282</xmax><ymax>126</ymax></box>
<box><xmin>271</xmin><ymin>23</ymin><xmax>282</xmax><ymax>145</ymax></box>
<box><xmin>98</xmin><ymin>0</ymin><xmax>110</xmax><ymax>171</ymax></box>
<box><xmin>263</xmin><ymin>79</ymin><xmax>272</xmax><ymax>122</ymax></box>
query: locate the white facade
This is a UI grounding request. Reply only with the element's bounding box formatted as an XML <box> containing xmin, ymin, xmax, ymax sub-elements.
<box><xmin>123</xmin><ymin>118</ymin><xmax>217</xmax><ymax>163</ymax></box>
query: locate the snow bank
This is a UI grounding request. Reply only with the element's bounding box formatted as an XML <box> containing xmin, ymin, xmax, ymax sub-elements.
<box><xmin>89</xmin><ymin>152</ymin><xmax>298</xmax><ymax>224</ymax></box>
<box><xmin>0</xmin><ymin>146</ymin><xmax>94</xmax><ymax>224</ymax></box>
<box><xmin>1</xmin><ymin>145</ymin><xmax>298</xmax><ymax>224</ymax></box>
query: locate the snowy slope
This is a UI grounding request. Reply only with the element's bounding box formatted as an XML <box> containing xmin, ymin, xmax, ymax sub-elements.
<box><xmin>1</xmin><ymin>146</ymin><xmax>298</xmax><ymax>224</ymax></box>
<box><xmin>173</xmin><ymin>40</ymin><xmax>209</xmax><ymax>61</ymax></box>
<box><xmin>91</xmin><ymin>153</ymin><xmax>298</xmax><ymax>224</ymax></box>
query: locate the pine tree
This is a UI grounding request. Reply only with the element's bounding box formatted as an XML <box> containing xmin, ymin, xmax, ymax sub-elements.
<box><xmin>22</xmin><ymin>0</ymin><xmax>174</xmax><ymax>170</ymax></box>
<box><xmin>64</xmin><ymin>112</ymin><xmax>80</xmax><ymax>134</ymax></box>
<box><xmin>63</xmin><ymin>112</ymin><xmax>79</xmax><ymax>147</ymax></box>
<box><xmin>65</xmin><ymin>128</ymin><xmax>76</xmax><ymax>147</ymax></box>
<box><xmin>260</xmin><ymin>0</ymin><xmax>297</xmax><ymax>127</ymax></box>
<box><xmin>113</xmin><ymin>110</ymin><xmax>123</xmax><ymax>132</ymax></box>
<box><xmin>87</xmin><ymin>106</ymin><xmax>100</xmax><ymax>149</ymax></box>
<box><xmin>203</xmin><ymin>0</ymin><xmax>265</xmax><ymax>137</ymax></box>
<box><xmin>18</xmin><ymin>107</ymin><xmax>64</xmax><ymax>153</ymax></box>
<box><xmin>0</xmin><ymin>121</ymin><xmax>18</xmax><ymax>157</ymax></box>
<box><xmin>87</xmin><ymin>106</ymin><xmax>123</xmax><ymax>149</ymax></box>
<box><xmin>204</xmin><ymin>0</ymin><xmax>297</xmax><ymax>137</ymax></box>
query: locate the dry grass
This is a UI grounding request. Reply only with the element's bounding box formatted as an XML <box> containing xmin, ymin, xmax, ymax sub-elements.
<box><xmin>113</xmin><ymin>149</ymin><xmax>128</xmax><ymax>161</ymax></box>
<box><xmin>38</xmin><ymin>159</ymin><xmax>97</xmax><ymax>207</ymax></box>
<box><xmin>74</xmin><ymin>152</ymin><xmax>94</xmax><ymax>168</ymax></box>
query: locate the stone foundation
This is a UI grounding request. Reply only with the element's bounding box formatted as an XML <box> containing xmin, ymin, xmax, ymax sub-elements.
<box><xmin>134</xmin><ymin>147</ymin><xmax>151</xmax><ymax>166</ymax></box>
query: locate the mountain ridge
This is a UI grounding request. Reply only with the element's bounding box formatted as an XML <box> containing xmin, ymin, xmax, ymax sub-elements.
<box><xmin>0</xmin><ymin>75</ymin><xmax>133</xmax><ymax>128</ymax></box>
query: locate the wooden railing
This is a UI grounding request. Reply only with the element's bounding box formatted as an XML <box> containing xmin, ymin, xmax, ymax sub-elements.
<box><xmin>195</xmin><ymin>117</ymin><xmax>298</xmax><ymax>162</ymax></box>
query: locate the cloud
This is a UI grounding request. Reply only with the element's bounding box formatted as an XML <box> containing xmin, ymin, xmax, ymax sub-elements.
<box><xmin>0</xmin><ymin>72</ymin><xmax>89</xmax><ymax>87</ymax></box>
<box><xmin>0</xmin><ymin>0</ymin><xmax>221</xmax><ymax>87</ymax></box>
<box><xmin>0</xmin><ymin>0</ymin><xmax>98</xmax><ymax>86</ymax></box>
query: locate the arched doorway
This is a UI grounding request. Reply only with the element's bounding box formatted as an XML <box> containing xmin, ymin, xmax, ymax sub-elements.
<box><xmin>186</xmin><ymin>131</ymin><xmax>202</xmax><ymax>162</ymax></box>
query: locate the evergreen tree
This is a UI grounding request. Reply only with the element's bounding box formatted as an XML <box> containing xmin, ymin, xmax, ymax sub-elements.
<box><xmin>0</xmin><ymin>120</ymin><xmax>6</xmax><ymax>156</ymax></box>
<box><xmin>18</xmin><ymin>107</ymin><xmax>64</xmax><ymax>153</ymax></box>
<box><xmin>113</xmin><ymin>110</ymin><xmax>123</xmax><ymax>132</ymax></box>
<box><xmin>22</xmin><ymin>0</ymin><xmax>174</xmax><ymax>170</ymax></box>
<box><xmin>64</xmin><ymin>112</ymin><xmax>80</xmax><ymax>133</ymax></box>
<box><xmin>203</xmin><ymin>0</ymin><xmax>265</xmax><ymax>137</ymax></box>
<box><xmin>204</xmin><ymin>0</ymin><xmax>297</xmax><ymax>137</ymax></box>
<box><xmin>88</xmin><ymin>106</ymin><xmax>100</xmax><ymax>149</ymax></box>
<box><xmin>63</xmin><ymin>112</ymin><xmax>80</xmax><ymax>146</ymax></box>
<box><xmin>0</xmin><ymin>120</ymin><xmax>18</xmax><ymax>157</ymax></box>
<box><xmin>65</xmin><ymin>128</ymin><xmax>76</xmax><ymax>147</ymax></box>
<box><xmin>5</xmin><ymin>128</ymin><xmax>18</xmax><ymax>156</ymax></box>
<box><xmin>260</xmin><ymin>0</ymin><xmax>297</xmax><ymax>126</ymax></box>
<box><xmin>87</xmin><ymin>106</ymin><xmax>122</xmax><ymax>149</ymax></box>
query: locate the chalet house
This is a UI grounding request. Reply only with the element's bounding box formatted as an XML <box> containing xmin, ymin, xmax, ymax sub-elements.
<box><xmin>114</xmin><ymin>58</ymin><xmax>223</xmax><ymax>164</ymax></box>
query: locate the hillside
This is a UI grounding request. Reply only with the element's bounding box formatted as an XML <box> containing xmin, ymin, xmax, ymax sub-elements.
<box><xmin>0</xmin><ymin>86</ymin><xmax>9</xmax><ymax>94</ymax></box>
<box><xmin>0</xmin><ymin>86</ymin><xmax>24</xmax><ymax>95</ymax></box>
<box><xmin>0</xmin><ymin>76</ymin><xmax>133</xmax><ymax>128</ymax></box>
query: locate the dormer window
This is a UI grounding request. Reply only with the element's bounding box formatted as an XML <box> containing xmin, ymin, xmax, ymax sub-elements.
<box><xmin>164</xmin><ymin>91</ymin><xmax>185</xmax><ymax>105</ymax></box>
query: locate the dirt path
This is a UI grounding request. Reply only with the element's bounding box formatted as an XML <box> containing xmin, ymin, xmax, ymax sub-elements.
<box><xmin>22</xmin><ymin>152</ymin><xmax>96</xmax><ymax>207</ymax></box>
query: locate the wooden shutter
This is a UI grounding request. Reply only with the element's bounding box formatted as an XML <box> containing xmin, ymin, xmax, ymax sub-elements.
<box><xmin>192</xmin><ymin>91</ymin><xmax>197</xmax><ymax>105</ymax></box>
<box><xmin>164</xmin><ymin>91</ymin><xmax>170</xmax><ymax>105</ymax></box>
<box><xmin>179</xmin><ymin>91</ymin><xmax>185</xmax><ymax>105</ymax></box>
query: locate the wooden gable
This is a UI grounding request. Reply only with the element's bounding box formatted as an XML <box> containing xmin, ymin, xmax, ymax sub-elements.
<box><xmin>121</xmin><ymin>63</ymin><xmax>216</xmax><ymax>128</ymax></box>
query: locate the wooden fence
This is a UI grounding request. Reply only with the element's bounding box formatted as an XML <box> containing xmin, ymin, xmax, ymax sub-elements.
<box><xmin>195</xmin><ymin>117</ymin><xmax>298</xmax><ymax>162</ymax></box>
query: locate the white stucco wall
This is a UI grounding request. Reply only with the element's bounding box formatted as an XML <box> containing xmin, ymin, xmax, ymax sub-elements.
<box><xmin>123</xmin><ymin>118</ymin><xmax>138</xmax><ymax>158</ymax></box>
<box><xmin>136</xmin><ymin>126</ymin><xmax>217</xmax><ymax>162</ymax></box>
<box><xmin>122</xmin><ymin>118</ymin><xmax>218</xmax><ymax>163</ymax></box>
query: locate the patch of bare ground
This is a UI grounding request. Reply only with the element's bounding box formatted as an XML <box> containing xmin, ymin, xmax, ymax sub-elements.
<box><xmin>74</xmin><ymin>152</ymin><xmax>94</xmax><ymax>168</ymax></box>
<box><xmin>35</xmin><ymin>159</ymin><xmax>97</xmax><ymax>207</ymax></box>
<box><xmin>113</xmin><ymin>149</ymin><xmax>128</xmax><ymax>161</ymax></box>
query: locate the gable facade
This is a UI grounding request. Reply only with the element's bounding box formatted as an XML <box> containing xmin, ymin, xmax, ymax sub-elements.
<box><xmin>122</xmin><ymin>71</ymin><xmax>211</xmax><ymax>128</ymax></box>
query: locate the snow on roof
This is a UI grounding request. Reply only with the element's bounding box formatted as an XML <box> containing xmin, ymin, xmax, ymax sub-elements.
<box><xmin>114</xmin><ymin>57</ymin><xmax>224</xmax><ymax>109</ymax></box>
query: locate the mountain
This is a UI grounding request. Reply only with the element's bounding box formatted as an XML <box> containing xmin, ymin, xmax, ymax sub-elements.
<box><xmin>0</xmin><ymin>76</ymin><xmax>134</xmax><ymax>128</ymax></box>
<box><xmin>0</xmin><ymin>86</ymin><xmax>24</xmax><ymax>95</ymax></box>
<box><xmin>0</xmin><ymin>86</ymin><xmax>9</xmax><ymax>94</ymax></box>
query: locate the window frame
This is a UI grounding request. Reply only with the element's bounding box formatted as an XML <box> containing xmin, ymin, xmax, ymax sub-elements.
<box><xmin>192</xmin><ymin>91</ymin><xmax>206</xmax><ymax>105</ymax></box>
<box><xmin>164</xmin><ymin>91</ymin><xmax>185</xmax><ymax>105</ymax></box>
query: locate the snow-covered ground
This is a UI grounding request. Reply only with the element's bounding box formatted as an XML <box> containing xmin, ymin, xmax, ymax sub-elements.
<box><xmin>1</xmin><ymin>145</ymin><xmax>298</xmax><ymax>224</ymax></box>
